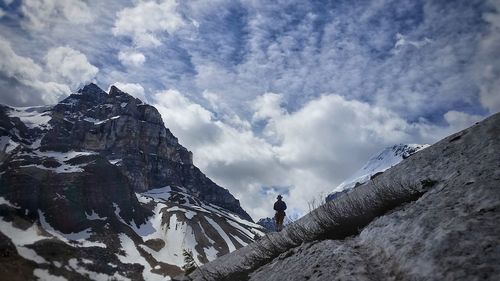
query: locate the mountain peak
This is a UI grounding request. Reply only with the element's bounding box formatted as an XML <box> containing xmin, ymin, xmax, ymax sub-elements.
<box><xmin>386</xmin><ymin>143</ymin><xmax>428</xmax><ymax>160</ymax></box>
<box><xmin>109</xmin><ymin>85</ymin><xmax>143</xmax><ymax>105</ymax></box>
<box><xmin>73</xmin><ymin>83</ymin><xmax>108</xmax><ymax>104</ymax></box>
<box><xmin>0</xmin><ymin>81</ymin><xmax>261</xmax><ymax>279</ymax></box>
<box><xmin>327</xmin><ymin>143</ymin><xmax>428</xmax><ymax>201</ymax></box>
<box><xmin>78</xmin><ymin>83</ymin><xmax>105</xmax><ymax>95</ymax></box>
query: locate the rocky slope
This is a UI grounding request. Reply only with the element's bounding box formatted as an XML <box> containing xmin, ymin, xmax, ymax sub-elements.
<box><xmin>187</xmin><ymin>112</ymin><xmax>500</xmax><ymax>281</ymax></box>
<box><xmin>326</xmin><ymin>144</ymin><xmax>428</xmax><ymax>202</ymax></box>
<box><xmin>0</xmin><ymin>84</ymin><xmax>264</xmax><ymax>280</ymax></box>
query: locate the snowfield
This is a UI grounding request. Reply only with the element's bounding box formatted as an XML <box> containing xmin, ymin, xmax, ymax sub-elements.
<box><xmin>8</xmin><ymin>106</ymin><xmax>53</xmax><ymax>129</ymax></box>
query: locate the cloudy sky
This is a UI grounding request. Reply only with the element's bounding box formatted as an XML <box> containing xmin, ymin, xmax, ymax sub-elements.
<box><xmin>1</xmin><ymin>0</ymin><xmax>499</xmax><ymax>220</ymax></box>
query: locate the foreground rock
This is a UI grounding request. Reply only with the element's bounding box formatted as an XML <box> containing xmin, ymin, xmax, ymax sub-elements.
<box><xmin>190</xmin><ymin>112</ymin><xmax>500</xmax><ymax>281</ymax></box>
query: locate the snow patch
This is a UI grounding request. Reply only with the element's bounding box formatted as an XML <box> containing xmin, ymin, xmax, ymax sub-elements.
<box><xmin>232</xmin><ymin>235</ymin><xmax>248</xmax><ymax>247</ymax></box>
<box><xmin>116</xmin><ymin>234</ymin><xmax>167</xmax><ymax>281</ymax></box>
<box><xmin>184</xmin><ymin>210</ymin><xmax>196</xmax><ymax>220</ymax></box>
<box><xmin>227</xmin><ymin>220</ymin><xmax>255</xmax><ymax>240</ymax></box>
<box><xmin>95</xmin><ymin>115</ymin><xmax>121</xmax><ymax>125</ymax></box>
<box><xmin>68</xmin><ymin>258</ymin><xmax>132</xmax><ymax>281</ymax></box>
<box><xmin>136</xmin><ymin>193</ymin><xmax>153</xmax><ymax>204</ymax></box>
<box><xmin>86</xmin><ymin>210</ymin><xmax>107</xmax><ymax>221</ymax></box>
<box><xmin>140</xmin><ymin>213</ymin><xmax>199</xmax><ymax>267</ymax></box>
<box><xmin>20</xmin><ymin>164</ymin><xmax>84</xmax><ymax>173</ymax></box>
<box><xmin>203</xmin><ymin>245</ymin><xmax>219</xmax><ymax>261</ymax></box>
<box><xmin>0</xmin><ymin>136</ymin><xmax>18</xmax><ymax>153</ymax></box>
<box><xmin>0</xmin><ymin>217</ymin><xmax>48</xmax><ymax>245</ymax></box>
<box><xmin>205</xmin><ymin>217</ymin><xmax>236</xmax><ymax>252</ymax></box>
<box><xmin>166</xmin><ymin>206</ymin><xmax>197</xmax><ymax>220</ymax></box>
<box><xmin>29</xmin><ymin>138</ymin><xmax>42</xmax><ymax>149</ymax></box>
<box><xmin>35</xmin><ymin>150</ymin><xmax>97</xmax><ymax>161</ymax></box>
<box><xmin>8</xmin><ymin>106</ymin><xmax>52</xmax><ymax>129</ymax></box>
<box><xmin>113</xmin><ymin>203</ymin><xmax>129</xmax><ymax>226</ymax></box>
<box><xmin>83</xmin><ymin>117</ymin><xmax>102</xmax><ymax>123</ymax></box>
<box><xmin>19</xmin><ymin>150</ymin><xmax>97</xmax><ymax>174</ymax></box>
<box><xmin>0</xmin><ymin>217</ymin><xmax>49</xmax><ymax>264</ymax></box>
<box><xmin>33</xmin><ymin>268</ymin><xmax>67</xmax><ymax>281</ymax></box>
<box><xmin>130</xmin><ymin>218</ymin><xmax>156</xmax><ymax>237</ymax></box>
<box><xmin>38</xmin><ymin>210</ymin><xmax>104</xmax><ymax>247</ymax></box>
<box><xmin>18</xmin><ymin>246</ymin><xmax>48</xmax><ymax>264</ymax></box>
<box><xmin>0</xmin><ymin>196</ymin><xmax>19</xmax><ymax>208</ymax></box>
<box><xmin>81</xmin><ymin>258</ymin><xmax>93</xmax><ymax>264</ymax></box>
<box><xmin>109</xmin><ymin>158</ymin><xmax>122</xmax><ymax>165</ymax></box>
<box><xmin>139</xmin><ymin>186</ymin><xmax>172</xmax><ymax>203</ymax></box>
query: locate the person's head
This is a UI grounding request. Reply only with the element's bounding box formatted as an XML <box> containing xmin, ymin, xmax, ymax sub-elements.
<box><xmin>277</xmin><ymin>195</ymin><xmax>283</xmax><ymax>201</ymax></box>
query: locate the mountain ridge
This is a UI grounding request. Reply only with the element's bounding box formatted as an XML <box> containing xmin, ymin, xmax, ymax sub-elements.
<box><xmin>0</xmin><ymin>83</ymin><xmax>264</xmax><ymax>280</ymax></box>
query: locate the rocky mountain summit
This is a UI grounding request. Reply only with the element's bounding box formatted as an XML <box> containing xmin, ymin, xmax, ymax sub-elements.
<box><xmin>0</xmin><ymin>84</ymin><xmax>263</xmax><ymax>280</ymax></box>
<box><xmin>185</xmin><ymin>113</ymin><xmax>500</xmax><ymax>281</ymax></box>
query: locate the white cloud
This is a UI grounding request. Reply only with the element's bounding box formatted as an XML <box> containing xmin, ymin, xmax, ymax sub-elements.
<box><xmin>474</xmin><ymin>0</ymin><xmax>500</xmax><ymax>113</ymax></box>
<box><xmin>0</xmin><ymin>0</ymin><xmax>496</xmax><ymax>220</ymax></box>
<box><xmin>0</xmin><ymin>8</ymin><xmax>5</xmax><ymax>18</ymax></box>
<box><xmin>113</xmin><ymin>0</ymin><xmax>185</xmax><ymax>47</ymax></box>
<box><xmin>152</xmin><ymin>89</ymin><xmax>221</xmax><ymax>147</ymax></box>
<box><xmin>112</xmin><ymin>82</ymin><xmax>147</xmax><ymax>102</ymax></box>
<box><xmin>267</xmin><ymin>95</ymin><xmax>411</xmax><ymax>169</ymax></box>
<box><xmin>21</xmin><ymin>0</ymin><xmax>94</xmax><ymax>31</ymax></box>
<box><xmin>0</xmin><ymin>36</ymin><xmax>70</xmax><ymax>104</ymax></box>
<box><xmin>393</xmin><ymin>33</ymin><xmax>432</xmax><ymax>52</ymax></box>
<box><xmin>118</xmin><ymin>50</ymin><xmax>146</xmax><ymax>67</ymax></box>
<box><xmin>45</xmin><ymin>46</ymin><xmax>98</xmax><ymax>88</ymax></box>
<box><xmin>151</xmin><ymin>88</ymin><xmax>470</xmax><ymax>220</ymax></box>
<box><xmin>443</xmin><ymin>110</ymin><xmax>483</xmax><ymax>130</ymax></box>
<box><xmin>0</xmin><ymin>38</ymin><xmax>42</xmax><ymax>80</ymax></box>
<box><xmin>251</xmin><ymin>93</ymin><xmax>285</xmax><ymax>122</ymax></box>
<box><xmin>152</xmin><ymin>89</ymin><xmax>285</xmax><ymax>219</ymax></box>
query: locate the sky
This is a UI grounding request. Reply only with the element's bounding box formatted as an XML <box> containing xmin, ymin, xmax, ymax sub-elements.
<box><xmin>0</xmin><ymin>0</ymin><xmax>499</xmax><ymax>220</ymax></box>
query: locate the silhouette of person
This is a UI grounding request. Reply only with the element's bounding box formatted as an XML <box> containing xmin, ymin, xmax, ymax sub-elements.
<box><xmin>273</xmin><ymin>195</ymin><xmax>287</xmax><ymax>232</ymax></box>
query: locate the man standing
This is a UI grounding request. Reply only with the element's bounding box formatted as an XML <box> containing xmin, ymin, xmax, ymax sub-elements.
<box><xmin>274</xmin><ymin>195</ymin><xmax>287</xmax><ymax>232</ymax></box>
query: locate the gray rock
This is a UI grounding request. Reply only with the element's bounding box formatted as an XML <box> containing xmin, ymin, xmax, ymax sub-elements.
<box><xmin>191</xmin><ymin>112</ymin><xmax>500</xmax><ymax>281</ymax></box>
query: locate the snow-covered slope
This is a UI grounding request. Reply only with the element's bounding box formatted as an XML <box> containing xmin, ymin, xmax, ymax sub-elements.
<box><xmin>0</xmin><ymin>84</ymin><xmax>264</xmax><ymax>280</ymax></box>
<box><xmin>0</xmin><ymin>187</ymin><xmax>264</xmax><ymax>281</ymax></box>
<box><xmin>326</xmin><ymin>144</ymin><xmax>428</xmax><ymax>201</ymax></box>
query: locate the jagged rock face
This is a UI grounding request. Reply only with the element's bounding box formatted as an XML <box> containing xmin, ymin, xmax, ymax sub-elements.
<box><xmin>0</xmin><ymin>84</ymin><xmax>263</xmax><ymax>280</ymax></box>
<box><xmin>2</xmin><ymin>83</ymin><xmax>250</xmax><ymax>221</ymax></box>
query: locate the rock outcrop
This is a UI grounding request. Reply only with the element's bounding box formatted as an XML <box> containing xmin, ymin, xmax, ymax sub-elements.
<box><xmin>189</xmin><ymin>112</ymin><xmax>500</xmax><ymax>281</ymax></box>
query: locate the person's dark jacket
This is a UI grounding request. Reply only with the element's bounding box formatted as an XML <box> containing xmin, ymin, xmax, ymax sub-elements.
<box><xmin>274</xmin><ymin>200</ymin><xmax>287</xmax><ymax>212</ymax></box>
